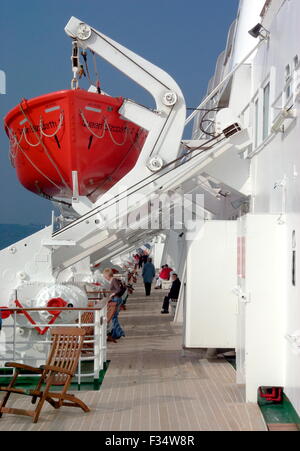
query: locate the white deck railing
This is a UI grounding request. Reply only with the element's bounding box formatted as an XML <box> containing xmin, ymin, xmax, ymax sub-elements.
<box><xmin>0</xmin><ymin>304</ymin><xmax>108</xmax><ymax>387</ymax></box>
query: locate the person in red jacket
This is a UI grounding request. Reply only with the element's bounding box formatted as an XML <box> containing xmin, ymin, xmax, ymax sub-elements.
<box><xmin>155</xmin><ymin>264</ymin><xmax>173</xmax><ymax>289</ymax></box>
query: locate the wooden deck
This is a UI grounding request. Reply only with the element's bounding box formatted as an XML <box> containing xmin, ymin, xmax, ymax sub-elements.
<box><xmin>0</xmin><ymin>282</ymin><xmax>267</xmax><ymax>431</ymax></box>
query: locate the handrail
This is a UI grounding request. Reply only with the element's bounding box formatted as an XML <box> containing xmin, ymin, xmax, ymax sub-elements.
<box><xmin>185</xmin><ymin>38</ymin><xmax>266</xmax><ymax>126</ymax></box>
<box><xmin>0</xmin><ymin>306</ymin><xmax>106</xmax><ymax>312</ymax></box>
<box><xmin>0</xmin><ymin>303</ymin><xmax>108</xmax><ymax>385</ymax></box>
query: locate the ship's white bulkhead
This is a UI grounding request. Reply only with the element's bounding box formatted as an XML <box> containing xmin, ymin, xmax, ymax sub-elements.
<box><xmin>186</xmin><ymin>0</ymin><xmax>300</xmax><ymax>415</ymax></box>
<box><xmin>247</xmin><ymin>0</ymin><xmax>300</xmax><ymax>415</ymax></box>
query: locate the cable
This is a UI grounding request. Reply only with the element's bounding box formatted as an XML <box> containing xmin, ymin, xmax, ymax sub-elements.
<box><xmin>187</xmin><ymin>107</ymin><xmax>220</xmax><ymax>111</ymax></box>
<box><xmin>86</xmin><ymin>130</ymin><xmax>220</xmax><ymax>200</ymax></box>
<box><xmin>198</xmin><ymin>107</ymin><xmax>221</xmax><ymax>138</ymax></box>
<box><xmin>81</xmin><ymin>51</ymin><xmax>91</xmax><ymax>79</ymax></box>
<box><xmin>92</xmin><ymin>51</ymin><xmax>101</xmax><ymax>94</ymax></box>
<box><xmin>53</xmin><ymin>133</ymin><xmax>226</xmax><ymax>237</ymax></box>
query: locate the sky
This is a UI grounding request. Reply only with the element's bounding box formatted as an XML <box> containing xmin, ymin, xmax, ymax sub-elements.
<box><xmin>0</xmin><ymin>0</ymin><xmax>239</xmax><ymax>225</ymax></box>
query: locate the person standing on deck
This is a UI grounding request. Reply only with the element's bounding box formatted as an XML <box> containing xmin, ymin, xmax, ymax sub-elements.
<box><xmin>133</xmin><ymin>254</ymin><xmax>140</xmax><ymax>270</ymax></box>
<box><xmin>142</xmin><ymin>258</ymin><xmax>156</xmax><ymax>296</ymax></box>
<box><xmin>138</xmin><ymin>254</ymin><xmax>144</xmax><ymax>269</ymax></box>
<box><xmin>103</xmin><ymin>268</ymin><xmax>126</xmax><ymax>340</ymax></box>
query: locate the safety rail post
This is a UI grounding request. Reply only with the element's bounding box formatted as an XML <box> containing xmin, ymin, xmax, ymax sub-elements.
<box><xmin>78</xmin><ymin>310</ymin><xmax>82</xmax><ymax>387</ymax></box>
<box><xmin>13</xmin><ymin>311</ymin><xmax>16</xmax><ymax>362</ymax></box>
<box><xmin>103</xmin><ymin>303</ymin><xmax>108</xmax><ymax>363</ymax></box>
<box><xmin>94</xmin><ymin>309</ymin><xmax>101</xmax><ymax>381</ymax></box>
<box><xmin>100</xmin><ymin>305</ymin><xmax>107</xmax><ymax>369</ymax></box>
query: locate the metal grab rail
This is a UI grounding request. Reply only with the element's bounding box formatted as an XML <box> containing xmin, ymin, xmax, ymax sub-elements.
<box><xmin>1</xmin><ymin>306</ymin><xmax>106</xmax><ymax>311</ymax></box>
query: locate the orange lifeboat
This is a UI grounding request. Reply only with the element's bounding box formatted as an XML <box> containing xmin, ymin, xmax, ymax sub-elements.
<box><xmin>4</xmin><ymin>89</ymin><xmax>147</xmax><ymax>202</ymax></box>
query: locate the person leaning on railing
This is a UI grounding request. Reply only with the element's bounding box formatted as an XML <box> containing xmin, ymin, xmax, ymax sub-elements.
<box><xmin>103</xmin><ymin>268</ymin><xmax>126</xmax><ymax>340</ymax></box>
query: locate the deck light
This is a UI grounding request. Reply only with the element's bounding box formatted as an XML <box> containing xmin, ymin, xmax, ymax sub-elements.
<box><xmin>248</xmin><ymin>23</ymin><xmax>270</xmax><ymax>39</ymax></box>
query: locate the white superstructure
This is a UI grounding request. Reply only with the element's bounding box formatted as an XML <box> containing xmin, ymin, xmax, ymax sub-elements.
<box><xmin>188</xmin><ymin>0</ymin><xmax>300</xmax><ymax>414</ymax></box>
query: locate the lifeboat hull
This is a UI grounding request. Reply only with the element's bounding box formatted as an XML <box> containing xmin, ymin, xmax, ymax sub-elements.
<box><xmin>4</xmin><ymin>90</ymin><xmax>147</xmax><ymax>201</ymax></box>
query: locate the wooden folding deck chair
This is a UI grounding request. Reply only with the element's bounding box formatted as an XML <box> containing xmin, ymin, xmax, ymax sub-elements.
<box><xmin>0</xmin><ymin>327</ymin><xmax>90</xmax><ymax>423</ymax></box>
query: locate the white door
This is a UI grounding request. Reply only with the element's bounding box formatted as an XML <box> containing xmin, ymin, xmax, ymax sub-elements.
<box><xmin>185</xmin><ymin>221</ymin><xmax>237</xmax><ymax>348</ymax></box>
<box><xmin>236</xmin><ymin>214</ymin><xmax>286</xmax><ymax>402</ymax></box>
<box><xmin>236</xmin><ymin>218</ymin><xmax>247</xmax><ymax>385</ymax></box>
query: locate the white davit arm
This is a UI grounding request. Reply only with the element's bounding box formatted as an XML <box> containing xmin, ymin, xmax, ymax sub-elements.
<box><xmin>64</xmin><ymin>17</ymin><xmax>186</xmax><ymax>173</ymax></box>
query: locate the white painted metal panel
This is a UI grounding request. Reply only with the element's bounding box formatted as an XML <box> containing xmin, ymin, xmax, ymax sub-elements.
<box><xmin>241</xmin><ymin>214</ymin><xmax>286</xmax><ymax>402</ymax></box>
<box><xmin>284</xmin><ymin>219</ymin><xmax>300</xmax><ymax>417</ymax></box>
<box><xmin>185</xmin><ymin>221</ymin><xmax>237</xmax><ymax>348</ymax></box>
<box><xmin>152</xmin><ymin>243</ymin><xmax>165</xmax><ymax>269</ymax></box>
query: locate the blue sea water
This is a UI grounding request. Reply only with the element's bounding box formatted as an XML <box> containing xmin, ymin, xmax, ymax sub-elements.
<box><xmin>0</xmin><ymin>224</ymin><xmax>45</xmax><ymax>250</ymax></box>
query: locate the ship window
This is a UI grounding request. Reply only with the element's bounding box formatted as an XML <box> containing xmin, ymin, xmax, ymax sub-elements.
<box><xmin>224</xmin><ymin>20</ymin><xmax>237</xmax><ymax>65</ymax></box>
<box><xmin>285</xmin><ymin>65</ymin><xmax>292</xmax><ymax>100</ymax></box>
<box><xmin>263</xmin><ymin>83</ymin><xmax>270</xmax><ymax>140</ymax></box>
<box><xmin>254</xmin><ymin>98</ymin><xmax>259</xmax><ymax>148</ymax></box>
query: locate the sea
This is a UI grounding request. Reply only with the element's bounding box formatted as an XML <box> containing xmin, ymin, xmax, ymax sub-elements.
<box><xmin>0</xmin><ymin>224</ymin><xmax>45</xmax><ymax>250</ymax></box>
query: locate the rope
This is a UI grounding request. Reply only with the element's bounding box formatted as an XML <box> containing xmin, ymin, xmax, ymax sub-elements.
<box><xmin>8</xmin><ymin>126</ymin><xmax>62</xmax><ymax>190</ymax></box>
<box><xmin>7</xmin><ymin>127</ymin><xmax>21</xmax><ymax>163</ymax></box>
<box><xmin>105</xmin><ymin>119</ymin><xmax>128</xmax><ymax>146</ymax></box>
<box><xmin>19</xmin><ymin>102</ymin><xmax>70</xmax><ymax>193</ymax></box>
<box><xmin>8</xmin><ymin>127</ymin><xmax>23</xmax><ymax>147</ymax></box>
<box><xmin>80</xmin><ymin>110</ymin><xmax>129</xmax><ymax>146</ymax></box>
<box><xmin>8</xmin><ymin>112</ymin><xmax>64</xmax><ymax>151</ymax></box>
<box><xmin>92</xmin><ymin>51</ymin><xmax>101</xmax><ymax>93</ymax></box>
<box><xmin>40</xmin><ymin>112</ymin><xmax>64</xmax><ymax>138</ymax></box>
<box><xmin>81</xmin><ymin>51</ymin><xmax>93</xmax><ymax>86</ymax></box>
<box><xmin>86</xmin><ymin>125</ymin><xmax>141</xmax><ymax>197</ymax></box>
<box><xmin>80</xmin><ymin>110</ymin><xmax>106</xmax><ymax>139</ymax></box>
<box><xmin>23</xmin><ymin>128</ymin><xmax>40</xmax><ymax>147</ymax></box>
